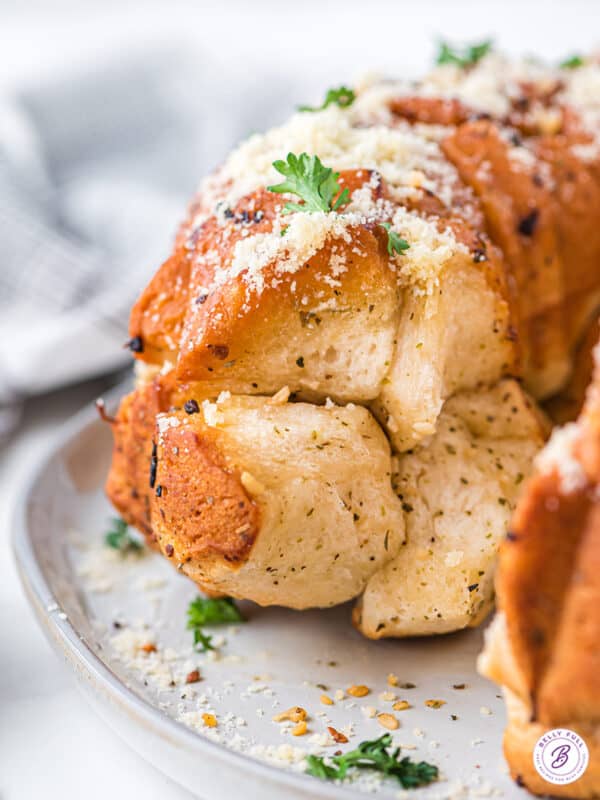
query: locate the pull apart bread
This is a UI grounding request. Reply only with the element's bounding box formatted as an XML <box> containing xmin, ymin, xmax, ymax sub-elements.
<box><xmin>106</xmin><ymin>52</ymin><xmax>600</xmax><ymax>636</ymax></box>
<box><xmin>479</xmin><ymin>336</ymin><xmax>600</xmax><ymax>797</ymax></box>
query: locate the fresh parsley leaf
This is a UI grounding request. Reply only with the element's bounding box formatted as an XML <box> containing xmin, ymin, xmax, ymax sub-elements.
<box><xmin>380</xmin><ymin>223</ymin><xmax>410</xmax><ymax>256</ymax></box>
<box><xmin>187</xmin><ymin>597</ymin><xmax>245</xmax><ymax>625</ymax></box>
<box><xmin>305</xmin><ymin>734</ymin><xmax>438</xmax><ymax>788</ymax></box>
<box><xmin>186</xmin><ymin>596</ymin><xmax>245</xmax><ymax>652</ymax></box>
<box><xmin>560</xmin><ymin>54</ymin><xmax>584</xmax><ymax>69</ymax></box>
<box><xmin>436</xmin><ymin>40</ymin><xmax>492</xmax><ymax>68</ymax></box>
<box><xmin>192</xmin><ymin>628</ymin><xmax>214</xmax><ymax>652</ymax></box>
<box><xmin>305</xmin><ymin>755</ymin><xmax>339</xmax><ymax>779</ymax></box>
<box><xmin>267</xmin><ymin>153</ymin><xmax>350</xmax><ymax>214</ymax></box>
<box><xmin>104</xmin><ymin>517</ymin><xmax>142</xmax><ymax>553</ymax></box>
<box><xmin>299</xmin><ymin>85</ymin><xmax>356</xmax><ymax>113</ymax></box>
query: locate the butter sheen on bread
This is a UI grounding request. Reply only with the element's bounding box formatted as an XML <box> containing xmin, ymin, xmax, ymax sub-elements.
<box><xmin>106</xmin><ymin>52</ymin><xmax>600</xmax><ymax>636</ymax></box>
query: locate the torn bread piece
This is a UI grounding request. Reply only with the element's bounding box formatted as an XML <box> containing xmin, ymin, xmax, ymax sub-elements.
<box><xmin>354</xmin><ymin>380</ymin><xmax>546</xmax><ymax>637</ymax></box>
<box><xmin>150</xmin><ymin>392</ymin><xmax>405</xmax><ymax>608</ymax></box>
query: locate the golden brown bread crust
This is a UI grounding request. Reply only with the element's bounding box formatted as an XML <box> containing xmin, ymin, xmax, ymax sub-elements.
<box><xmin>536</xmin><ymin>107</ymin><xmax>600</xmax><ymax>303</ymax></box>
<box><xmin>127</xmin><ymin>97</ymin><xmax>600</xmax><ymax>405</ymax></box>
<box><xmin>498</xmin><ymin>471</ymin><xmax>594</xmax><ymax>719</ymax></box>
<box><xmin>394</xmin><ymin>92</ymin><xmax>600</xmax><ymax>399</ymax></box>
<box><xmin>480</xmin><ymin>337</ymin><xmax>600</xmax><ymax>796</ymax></box>
<box><xmin>123</xmin><ymin>158</ymin><xmax>519</xmax><ymax>465</ymax></box>
<box><xmin>546</xmin><ymin>317</ymin><xmax>600</xmax><ymax>424</ymax></box>
<box><xmin>105</xmin><ymin>372</ymin><xmax>179</xmax><ymax>540</ymax></box>
<box><xmin>129</xmin><ymin>252</ymin><xmax>191</xmax><ymax>366</ymax></box>
<box><xmin>151</xmin><ymin>410</ymin><xmax>259</xmax><ymax>564</ymax></box>
<box><xmin>389</xmin><ymin>95</ymin><xmax>472</xmax><ymax>126</ymax></box>
<box><xmin>107</xmin><ymin>54</ymin><xmax>600</xmax><ymax>636</ymax></box>
<box><xmin>538</xmin><ymin>501</ymin><xmax>600</xmax><ymax>725</ymax></box>
<box><xmin>442</xmin><ymin>120</ymin><xmax>568</xmax><ymax>397</ymax></box>
<box><xmin>176</xmin><ymin>210</ymin><xmax>394</xmax><ymax>387</ymax></box>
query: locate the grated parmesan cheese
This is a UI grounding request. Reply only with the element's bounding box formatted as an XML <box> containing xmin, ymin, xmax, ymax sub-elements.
<box><xmin>535</xmin><ymin>422</ymin><xmax>588</xmax><ymax>494</ymax></box>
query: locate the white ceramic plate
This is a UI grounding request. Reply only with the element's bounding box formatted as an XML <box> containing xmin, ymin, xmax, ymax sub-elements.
<box><xmin>13</xmin><ymin>388</ymin><xmax>527</xmax><ymax>800</ymax></box>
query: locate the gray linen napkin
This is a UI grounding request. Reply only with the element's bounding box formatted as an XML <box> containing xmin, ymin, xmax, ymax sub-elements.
<box><xmin>0</xmin><ymin>44</ymin><xmax>299</xmax><ymax>438</ymax></box>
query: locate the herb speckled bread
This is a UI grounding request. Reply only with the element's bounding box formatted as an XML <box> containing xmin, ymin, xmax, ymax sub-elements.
<box><xmin>106</xmin><ymin>49</ymin><xmax>600</xmax><ymax>635</ymax></box>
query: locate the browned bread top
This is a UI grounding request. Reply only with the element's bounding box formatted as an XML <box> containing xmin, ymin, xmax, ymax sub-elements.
<box><xmin>128</xmin><ymin>54</ymin><xmax>600</xmax><ymax>404</ymax></box>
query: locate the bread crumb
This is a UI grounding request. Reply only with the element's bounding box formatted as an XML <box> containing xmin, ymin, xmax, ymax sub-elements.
<box><xmin>291</xmin><ymin>720</ymin><xmax>308</xmax><ymax>736</ymax></box>
<box><xmin>240</xmin><ymin>471</ymin><xmax>266</xmax><ymax>496</ymax></box>
<box><xmin>347</xmin><ymin>684</ymin><xmax>370</xmax><ymax>697</ymax></box>
<box><xmin>267</xmin><ymin>386</ymin><xmax>291</xmax><ymax>405</ymax></box>
<box><xmin>377</xmin><ymin>713</ymin><xmax>399</xmax><ymax>730</ymax></box>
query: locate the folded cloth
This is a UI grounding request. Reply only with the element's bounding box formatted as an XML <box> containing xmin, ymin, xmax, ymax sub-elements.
<box><xmin>0</xmin><ymin>44</ymin><xmax>301</xmax><ymax>438</ymax></box>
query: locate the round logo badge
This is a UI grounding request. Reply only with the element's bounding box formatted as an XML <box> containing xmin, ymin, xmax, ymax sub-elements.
<box><xmin>533</xmin><ymin>728</ymin><xmax>589</xmax><ymax>786</ymax></box>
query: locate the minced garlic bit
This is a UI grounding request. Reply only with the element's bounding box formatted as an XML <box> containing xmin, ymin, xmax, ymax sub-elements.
<box><xmin>393</xmin><ymin>700</ymin><xmax>411</xmax><ymax>711</ymax></box>
<box><xmin>240</xmin><ymin>471</ymin><xmax>266</xmax><ymax>496</ymax></box>
<box><xmin>334</xmin><ymin>689</ymin><xmax>345</xmax><ymax>701</ymax></box>
<box><xmin>425</xmin><ymin>699</ymin><xmax>446</xmax><ymax>709</ymax></box>
<box><xmin>534</xmin><ymin>107</ymin><xmax>563</xmax><ymax>135</ymax></box>
<box><xmin>379</xmin><ymin>691</ymin><xmax>396</xmax><ymax>702</ymax></box>
<box><xmin>202</xmin><ymin>713</ymin><xmax>217</xmax><ymax>728</ymax></box>
<box><xmin>320</xmin><ymin>694</ymin><xmax>334</xmax><ymax>706</ymax></box>
<box><xmin>361</xmin><ymin>705</ymin><xmax>377</xmax><ymax>718</ymax></box>
<box><xmin>272</xmin><ymin>706</ymin><xmax>307</xmax><ymax>723</ymax></box>
<box><xmin>267</xmin><ymin>385</ymin><xmax>291</xmax><ymax>405</ymax></box>
<box><xmin>377</xmin><ymin>713</ymin><xmax>399</xmax><ymax>731</ymax></box>
<box><xmin>347</xmin><ymin>684</ymin><xmax>370</xmax><ymax>698</ymax></box>
<box><xmin>291</xmin><ymin>720</ymin><xmax>308</xmax><ymax>736</ymax></box>
<box><xmin>387</xmin><ymin>673</ymin><xmax>399</xmax><ymax>687</ymax></box>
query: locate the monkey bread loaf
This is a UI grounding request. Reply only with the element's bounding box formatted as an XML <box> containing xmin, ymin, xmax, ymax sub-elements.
<box><xmin>479</xmin><ymin>334</ymin><xmax>600</xmax><ymax>798</ymax></box>
<box><xmin>106</xmin><ymin>49</ymin><xmax>600</xmax><ymax>636</ymax></box>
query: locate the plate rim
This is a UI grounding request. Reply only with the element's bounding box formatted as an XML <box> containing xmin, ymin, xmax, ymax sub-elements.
<box><xmin>11</xmin><ymin>384</ymin><xmax>356</xmax><ymax>800</ymax></box>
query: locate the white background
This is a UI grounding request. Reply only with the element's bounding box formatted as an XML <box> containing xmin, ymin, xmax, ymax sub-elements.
<box><xmin>2</xmin><ymin>1</ymin><xmax>599</xmax><ymax>798</ymax></box>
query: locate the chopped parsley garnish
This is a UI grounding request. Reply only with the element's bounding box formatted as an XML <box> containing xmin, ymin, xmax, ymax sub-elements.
<box><xmin>186</xmin><ymin>596</ymin><xmax>245</xmax><ymax>652</ymax></box>
<box><xmin>305</xmin><ymin>733</ymin><xmax>438</xmax><ymax>788</ymax></box>
<box><xmin>299</xmin><ymin>85</ymin><xmax>356</xmax><ymax>113</ymax></box>
<box><xmin>104</xmin><ymin>517</ymin><xmax>142</xmax><ymax>553</ymax></box>
<box><xmin>380</xmin><ymin>223</ymin><xmax>410</xmax><ymax>256</ymax></box>
<box><xmin>436</xmin><ymin>40</ymin><xmax>492</xmax><ymax>68</ymax></box>
<box><xmin>267</xmin><ymin>152</ymin><xmax>350</xmax><ymax>214</ymax></box>
<box><xmin>192</xmin><ymin>629</ymin><xmax>215</xmax><ymax>652</ymax></box>
<box><xmin>560</xmin><ymin>54</ymin><xmax>584</xmax><ymax>69</ymax></box>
